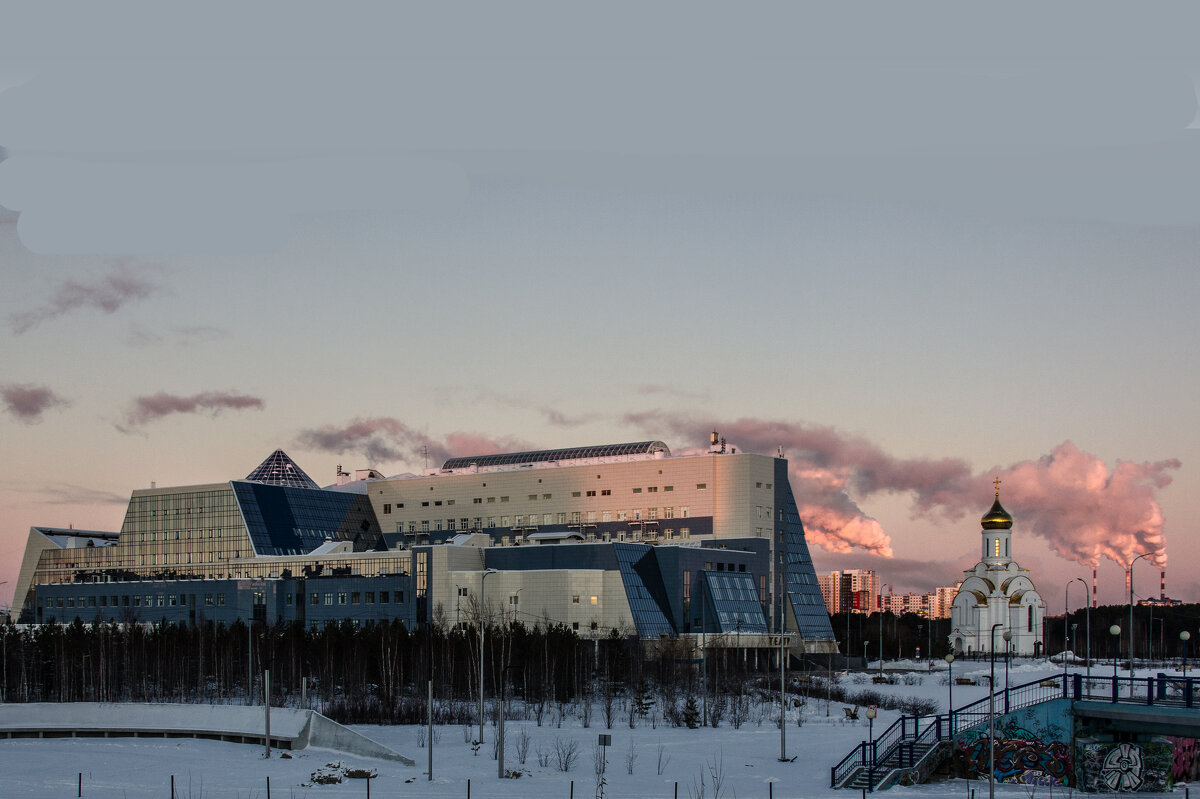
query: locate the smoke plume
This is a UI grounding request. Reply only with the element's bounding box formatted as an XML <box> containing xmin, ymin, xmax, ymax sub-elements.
<box><xmin>121</xmin><ymin>391</ymin><xmax>264</xmax><ymax>428</ymax></box>
<box><xmin>10</xmin><ymin>260</ymin><xmax>159</xmax><ymax>334</ymax></box>
<box><xmin>296</xmin><ymin>417</ymin><xmax>533</xmax><ymax>471</ymax></box>
<box><xmin>1</xmin><ymin>382</ymin><xmax>70</xmax><ymax>423</ymax></box>
<box><xmin>625</xmin><ymin>412</ymin><xmax>1177</xmax><ymax>570</ymax></box>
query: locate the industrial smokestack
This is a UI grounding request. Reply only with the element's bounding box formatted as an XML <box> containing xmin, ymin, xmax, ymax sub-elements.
<box><xmin>1161</xmin><ymin>569</ymin><xmax>1166</xmax><ymax>601</ymax></box>
<box><xmin>1092</xmin><ymin>568</ymin><xmax>1098</xmax><ymax>609</ymax></box>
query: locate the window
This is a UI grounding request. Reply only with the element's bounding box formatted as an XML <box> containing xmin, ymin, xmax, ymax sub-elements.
<box><xmin>602</xmin><ymin>511</ymin><xmax>612</xmax><ymax>522</ymax></box>
<box><xmin>157</xmin><ymin>595</ymin><xmax>165</xmax><ymax>606</ymax></box>
<box><xmin>665</xmin><ymin>506</ymin><xmax>674</xmax><ymax>519</ymax></box>
<box><xmin>590</xmin><ymin>596</ymin><xmax>598</xmax><ymax>605</ymax></box>
<box><xmin>447</xmin><ymin>499</ymin><xmax>455</xmax><ymax>506</ymax></box>
<box><xmin>572</xmin><ymin>491</ymin><xmax>581</xmax><ymax>498</ymax></box>
<box><xmin>422</xmin><ymin>501</ymin><xmax>429</xmax><ymax>507</ymax></box>
<box><xmin>572</xmin><ymin>622</ymin><xmax>579</xmax><ymax>630</ymax></box>
<box><xmin>338</xmin><ymin>592</ymin><xmax>348</xmax><ymax>605</ymax></box>
<box><xmin>529</xmin><ymin>494</ymin><xmax>538</xmax><ymax>501</ymax></box>
<box><xmin>680</xmin><ymin>506</ymin><xmax>690</xmax><ymax>518</ymax></box>
<box><xmin>557</xmin><ymin>512</ymin><xmax>567</xmax><ymax>524</ymax></box>
<box><xmin>383</xmin><ymin>503</ymin><xmax>392</xmax><ymax>514</ymax></box>
<box><xmin>205</xmin><ymin>594</ymin><xmax>213</xmax><ymax>606</ymax></box>
<box><xmin>310</xmin><ymin>592</ymin><xmax>320</xmax><ymax>606</ymax></box>
<box><xmin>435</xmin><ymin>500</ymin><xmax>442</xmax><ymax>506</ymax></box>
<box><xmin>351</xmin><ymin>592</ymin><xmax>361</xmax><ymax>605</ymax></box>
<box><xmin>396</xmin><ymin>591</ymin><xmax>405</xmax><ymax>603</ymax></box>
<box><xmin>617</xmin><ymin>510</ymin><xmax>627</xmax><ymax>521</ymax></box>
<box><xmin>601</xmin><ymin>489</ymin><xmax>611</xmax><ymax>496</ymax></box>
<box><xmin>586</xmin><ymin>490</ymin><xmax>596</xmax><ymax>497</ymax></box>
<box><xmin>324</xmin><ymin>592</ymin><xmax>334</xmax><ymax>606</ymax></box>
<box><xmin>380</xmin><ymin>591</ymin><xmax>389</xmax><ymax>603</ymax></box>
<box><xmin>664</xmin><ymin>485</ymin><xmax>673</xmax><ymax>492</ymax></box>
<box><xmin>509</xmin><ymin>594</ymin><xmax>519</xmax><ymax>606</ymax></box>
<box><xmin>633</xmin><ymin>488</ymin><xmax>642</xmax><ymax>494</ymax></box>
<box><xmin>543</xmin><ymin>513</ymin><xmax>552</xmax><ymax>525</ymax></box>
<box><xmin>421</xmin><ymin>520</ymin><xmax>430</xmax><ymax>532</ymax></box>
<box><xmin>501</xmin><ymin>496</ymin><xmax>509</xmax><ymax>502</ymax></box>
<box><xmin>647</xmin><ymin>486</ymin><xmax>658</xmax><ymax>493</ymax></box>
<box><xmin>696</xmin><ymin>483</ymin><xmax>707</xmax><ymax>490</ymax></box>
<box><xmin>474</xmin><ymin>497</ymin><xmax>483</xmax><ymax>504</ymax></box>
<box><xmin>458</xmin><ymin>587</ymin><xmax>469</xmax><ymax>597</ymax></box>
<box><xmin>572</xmin><ymin>595</ymin><xmax>580</xmax><ymax>604</ymax></box>
<box><xmin>487</xmin><ymin>497</ymin><xmax>496</xmax><ymax>503</ymax></box>
<box><xmin>994</xmin><ymin>538</ymin><xmax>1000</xmax><ymax>557</ymax></box>
<box><xmin>543</xmin><ymin>493</ymin><xmax>552</xmax><ymax>500</ymax></box>
<box><xmin>217</xmin><ymin>593</ymin><xmax>226</xmax><ymax>606</ymax></box>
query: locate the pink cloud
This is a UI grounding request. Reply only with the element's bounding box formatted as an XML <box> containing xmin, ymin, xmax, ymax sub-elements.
<box><xmin>623</xmin><ymin>411</ymin><xmax>1177</xmax><ymax>569</ymax></box>
<box><xmin>1</xmin><ymin>383</ymin><xmax>70</xmax><ymax>423</ymax></box>
<box><xmin>121</xmin><ymin>391</ymin><xmax>264</xmax><ymax>428</ymax></box>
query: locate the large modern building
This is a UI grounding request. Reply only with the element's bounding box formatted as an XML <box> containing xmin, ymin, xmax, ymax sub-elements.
<box><xmin>14</xmin><ymin>435</ymin><xmax>837</xmax><ymax>656</ymax></box>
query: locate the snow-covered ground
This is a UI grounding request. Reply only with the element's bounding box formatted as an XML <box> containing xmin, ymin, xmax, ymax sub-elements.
<box><xmin>0</xmin><ymin>660</ymin><xmax>1186</xmax><ymax>798</ymax></box>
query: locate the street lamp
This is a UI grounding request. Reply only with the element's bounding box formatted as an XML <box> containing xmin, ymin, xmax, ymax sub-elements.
<box><xmin>988</xmin><ymin>624</ymin><xmax>1011</xmax><ymax>799</ymax></box>
<box><xmin>864</xmin><ymin>641</ymin><xmax>870</xmax><ymax>671</ymax></box>
<box><xmin>1110</xmin><ymin>624</ymin><xmax>1121</xmax><ymax>685</ymax></box>
<box><xmin>1069</xmin><ymin>576</ymin><xmax>1090</xmax><ymax>686</ymax></box>
<box><xmin>478</xmin><ymin>567</ymin><xmax>498</xmax><ymax>744</ymax></box>
<box><xmin>1181</xmin><ymin>631</ymin><xmax>1190</xmax><ymax>675</ymax></box>
<box><xmin>945</xmin><ymin>652</ymin><xmax>956</xmax><ymax>723</ymax></box>
<box><xmin>878</xmin><ymin>585</ymin><xmax>889</xmax><ymax>677</ymax></box>
<box><xmin>1128</xmin><ymin>553</ymin><xmax>1152</xmax><ymax>676</ymax></box>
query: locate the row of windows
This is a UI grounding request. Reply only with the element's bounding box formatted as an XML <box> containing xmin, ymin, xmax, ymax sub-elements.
<box><xmin>386</xmin><ymin>481</ymin><xmax>718</xmax><ymax>513</ymax></box>
<box><xmin>43</xmin><ymin>592</ymin><xmax>224</xmax><ymax>609</ymax></box>
<box><xmin>402</xmin><ymin>507</ymin><xmax>692</xmax><ymax>533</ymax></box>
<box><xmin>309</xmin><ymin>590</ymin><xmax>405</xmax><ymax>606</ymax></box>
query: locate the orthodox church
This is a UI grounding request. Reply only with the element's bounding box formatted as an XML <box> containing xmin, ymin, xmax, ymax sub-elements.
<box><xmin>948</xmin><ymin>481</ymin><xmax>1046</xmax><ymax>656</ymax></box>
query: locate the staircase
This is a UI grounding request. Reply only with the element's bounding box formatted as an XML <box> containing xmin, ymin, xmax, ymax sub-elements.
<box><xmin>831</xmin><ymin>674</ymin><xmax>1070</xmax><ymax>791</ymax></box>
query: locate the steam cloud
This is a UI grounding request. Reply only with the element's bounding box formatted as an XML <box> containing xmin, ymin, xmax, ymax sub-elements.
<box><xmin>122</xmin><ymin>391</ymin><xmax>265</xmax><ymax>428</ymax></box>
<box><xmin>625</xmin><ymin>412</ymin><xmax>1177</xmax><ymax>570</ymax></box>
<box><xmin>1</xmin><ymin>382</ymin><xmax>69</xmax><ymax>423</ymax></box>
<box><xmin>296</xmin><ymin>417</ymin><xmax>533</xmax><ymax>470</ymax></box>
<box><xmin>10</xmin><ymin>261</ymin><xmax>159</xmax><ymax>334</ymax></box>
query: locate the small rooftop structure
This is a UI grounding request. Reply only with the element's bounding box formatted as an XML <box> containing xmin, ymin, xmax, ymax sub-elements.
<box><xmin>245</xmin><ymin>449</ymin><xmax>319</xmax><ymax>490</ymax></box>
<box><xmin>440</xmin><ymin>441</ymin><xmax>670</xmax><ymax>473</ymax></box>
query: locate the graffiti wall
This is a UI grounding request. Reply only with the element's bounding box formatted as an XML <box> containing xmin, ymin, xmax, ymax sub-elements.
<box><xmin>953</xmin><ymin>700</ymin><xmax>1072</xmax><ymax>785</ymax></box>
<box><xmin>1076</xmin><ymin>741</ymin><xmax>1173</xmax><ymax>793</ymax></box>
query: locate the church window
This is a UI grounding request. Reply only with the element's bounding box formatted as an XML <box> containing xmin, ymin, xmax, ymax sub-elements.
<box><xmin>994</xmin><ymin>538</ymin><xmax>1000</xmax><ymax>557</ymax></box>
<box><xmin>1028</xmin><ymin>605</ymin><xmax>1033</xmax><ymax>632</ymax></box>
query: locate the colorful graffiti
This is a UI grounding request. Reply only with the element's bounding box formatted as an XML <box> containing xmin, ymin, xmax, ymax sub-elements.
<box><xmin>1077</xmin><ymin>741</ymin><xmax>1172</xmax><ymax>793</ymax></box>
<box><xmin>954</xmin><ymin>707</ymin><xmax>1072</xmax><ymax>785</ymax></box>
<box><xmin>1170</xmin><ymin>737</ymin><xmax>1200</xmax><ymax>783</ymax></box>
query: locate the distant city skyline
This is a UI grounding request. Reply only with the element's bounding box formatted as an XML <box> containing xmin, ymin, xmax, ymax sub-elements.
<box><xmin>3</xmin><ymin>5</ymin><xmax>1199</xmax><ymax>611</ymax></box>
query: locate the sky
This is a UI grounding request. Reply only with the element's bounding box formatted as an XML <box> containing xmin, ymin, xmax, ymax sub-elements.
<box><xmin>1</xmin><ymin>3</ymin><xmax>1199</xmax><ymax>612</ymax></box>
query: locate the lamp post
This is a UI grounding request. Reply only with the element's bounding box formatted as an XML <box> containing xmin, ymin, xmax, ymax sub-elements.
<box><xmin>1070</xmin><ymin>576</ymin><xmax>1090</xmax><ymax>685</ymax></box>
<box><xmin>478</xmin><ymin>567</ymin><xmax>498</xmax><ymax>744</ymax></box>
<box><xmin>1181</xmin><ymin>631</ymin><xmax>1191</xmax><ymax>674</ymax></box>
<box><xmin>878</xmin><ymin>585</ymin><xmax>889</xmax><ymax>676</ymax></box>
<box><xmin>864</xmin><ymin>640</ymin><xmax>870</xmax><ymax>671</ymax></box>
<box><xmin>945</xmin><ymin>652</ymin><xmax>955</xmax><ymax>720</ymax></box>
<box><xmin>1128</xmin><ymin>553</ymin><xmax>1152</xmax><ymax>677</ymax></box>
<box><xmin>1110</xmin><ymin>624</ymin><xmax>1121</xmax><ymax>686</ymax></box>
<box><xmin>988</xmin><ymin>624</ymin><xmax>1010</xmax><ymax>799</ymax></box>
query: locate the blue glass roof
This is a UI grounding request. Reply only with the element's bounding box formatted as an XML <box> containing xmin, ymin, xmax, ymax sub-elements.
<box><xmin>232</xmin><ymin>481</ymin><xmax>381</xmax><ymax>556</ymax></box>
<box><xmin>442</xmin><ymin>441</ymin><xmax>670</xmax><ymax>470</ymax></box>
<box><xmin>612</xmin><ymin>543</ymin><xmax>676</xmax><ymax>638</ymax></box>
<box><xmin>775</xmin><ymin>461</ymin><xmax>837</xmax><ymax>642</ymax></box>
<box><xmin>245</xmin><ymin>449</ymin><xmax>319</xmax><ymax>490</ymax></box>
<box><xmin>703</xmin><ymin>572</ymin><xmax>768</xmax><ymax>634</ymax></box>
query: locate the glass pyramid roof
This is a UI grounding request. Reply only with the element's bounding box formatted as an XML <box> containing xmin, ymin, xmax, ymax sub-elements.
<box><xmin>245</xmin><ymin>449</ymin><xmax>320</xmax><ymax>490</ymax></box>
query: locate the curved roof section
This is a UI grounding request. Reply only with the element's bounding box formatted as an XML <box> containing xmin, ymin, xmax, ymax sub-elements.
<box><xmin>442</xmin><ymin>441</ymin><xmax>670</xmax><ymax>470</ymax></box>
<box><xmin>245</xmin><ymin>449</ymin><xmax>320</xmax><ymax>490</ymax></box>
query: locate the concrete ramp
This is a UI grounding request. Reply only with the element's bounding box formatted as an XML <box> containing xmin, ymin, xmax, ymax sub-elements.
<box><xmin>0</xmin><ymin>703</ymin><xmax>414</xmax><ymax>765</ymax></box>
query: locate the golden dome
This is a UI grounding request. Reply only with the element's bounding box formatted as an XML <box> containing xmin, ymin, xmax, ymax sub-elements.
<box><xmin>981</xmin><ymin>496</ymin><xmax>1013</xmax><ymax>530</ymax></box>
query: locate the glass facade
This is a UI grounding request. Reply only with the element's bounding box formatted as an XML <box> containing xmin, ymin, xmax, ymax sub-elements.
<box><xmin>612</xmin><ymin>543</ymin><xmax>675</xmax><ymax>637</ymax></box>
<box><xmin>775</xmin><ymin>459</ymin><xmax>837</xmax><ymax>642</ymax></box>
<box><xmin>442</xmin><ymin>441</ymin><xmax>670</xmax><ymax>470</ymax></box>
<box><xmin>232</xmin><ymin>481</ymin><xmax>382</xmax><ymax>556</ymax></box>
<box><xmin>702</xmin><ymin>571</ymin><xmax>768</xmax><ymax>634</ymax></box>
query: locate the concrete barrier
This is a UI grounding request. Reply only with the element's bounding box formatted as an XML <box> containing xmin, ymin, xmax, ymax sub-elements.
<box><xmin>0</xmin><ymin>703</ymin><xmax>414</xmax><ymax>765</ymax></box>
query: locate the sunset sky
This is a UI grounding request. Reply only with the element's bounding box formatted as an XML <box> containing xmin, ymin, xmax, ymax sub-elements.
<box><xmin>2</xmin><ymin>3</ymin><xmax>1198</xmax><ymax>613</ymax></box>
